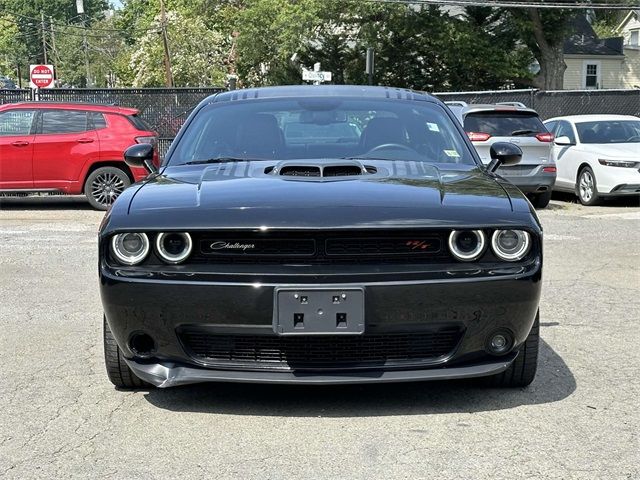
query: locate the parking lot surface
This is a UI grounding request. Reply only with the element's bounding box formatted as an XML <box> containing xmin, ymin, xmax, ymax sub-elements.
<box><xmin>1</xmin><ymin>196</ymin><xmax>639</xmax><ymax>479</ymax></box>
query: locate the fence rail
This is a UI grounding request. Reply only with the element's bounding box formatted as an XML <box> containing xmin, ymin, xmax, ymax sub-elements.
<box><xmin>434</xmin><ymin>88</ymin><xmax>640</xmax><ymax>119</ymax></box>
<box><xmin>2</xmin><ymin>87</ymin><xmax>639</xmax><ymax>157</ymax></box>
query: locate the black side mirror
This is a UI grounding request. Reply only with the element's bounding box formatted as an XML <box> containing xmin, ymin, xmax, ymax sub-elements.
<box><xmin>124</xmin><ymin>144</ymin><xmax>157</xmax><ymax>173</ymax></box>
<box><xmin>487</xmin><ymin>142</ymin><xmax>522</xmax><ymax>173</ymax></box>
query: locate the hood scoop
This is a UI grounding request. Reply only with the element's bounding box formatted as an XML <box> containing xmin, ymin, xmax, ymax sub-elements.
<box><xmin>266</xmin><ymin>160</ymin><xmax>376</xmax><ymax>178</ymax></box>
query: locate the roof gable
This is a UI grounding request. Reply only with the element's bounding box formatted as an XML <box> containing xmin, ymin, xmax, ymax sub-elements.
<box><xmin>564</xmin><ymin>15</ymin><xmax>624</xmax><ymax>56</ymax></box>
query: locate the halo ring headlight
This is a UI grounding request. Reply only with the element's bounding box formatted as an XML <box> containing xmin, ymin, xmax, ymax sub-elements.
<box><xmin>491</xmin><ymin>229</ymin><xmax>531</xmax><ymax>261</ymax></box>
<box><xmin>111</xmin><ymin>233</ymin><xmax>150</xmax><ymax>265</ymax></box>
<box><xmin>448</xmin><ymin>230</ymin><xmax>486</xmax><ymax>262</ymax></box>
<box><xmin>156</xmin><ymin>232</ymin><xmax>193</xmax><ymax>264</ymax></box>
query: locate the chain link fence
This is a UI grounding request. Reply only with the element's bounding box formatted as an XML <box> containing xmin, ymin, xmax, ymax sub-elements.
<box><xmin>0</xmin><ymin>87</ymin><xmax>225</xmax><ymax>157</ymax></box>
<box><xmin>434</xmin><ymin>89</ymin><xmax>536</xmax><ymax>109</ymax></box>
<box><xmin>0</xmin><ymin>89</ymin><xmax>32</xmax><ymax>104</ymax></box>
<box><xmin>2</xmin><ymin>87</ymin><xmax>640</xmax><ymax>156</ymax></box>
<box><xmin>434</xmin><ymin>88</ymin><xmax>640</xmax><ymax>119</ymax></box>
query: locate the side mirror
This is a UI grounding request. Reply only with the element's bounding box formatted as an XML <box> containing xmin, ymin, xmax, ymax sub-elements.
<box><xmin>554</xmin><ymin>136</ymin><xmax>574</xmax><ymax>146</ymax></box>
<box><xmin>124</xmin><ymin>144</ymin><xmax>157</xmax><ymax>173</ymax></box>
<box><xmin>487</xmin><ymin>142</ymin><xmax>522</xmax><ymax>173</ymax></box>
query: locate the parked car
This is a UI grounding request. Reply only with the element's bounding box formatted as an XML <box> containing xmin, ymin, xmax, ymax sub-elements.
<box><xmin>0</xmin><ymin>76</ymin><xmax>18</xmax><ymax>89</ymax></box>
<box><xmin>543</xmin><ymin>115</ymin><xmax>640</xmax><ymax>205</ymax></box>
<box><xmin>100</xmin><ymin>85</ymin><xmax>542</xmax><ymax>390</ymax></box>
<box><xmin>0</xmin><ymin>102</ymin><xmax>158</xmax><ymax>210</ymax></box>
<box><xmin>446</xmin><ymin>101</ymin><xmax>556</xmax><ymax>208</ymax></box>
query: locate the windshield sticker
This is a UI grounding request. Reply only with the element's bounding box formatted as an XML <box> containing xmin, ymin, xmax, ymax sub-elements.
<box><xmin>427</xmin><ymin>122</ymin><xmax>440</xmax><ymax>132</ymax></box>
<box><xmin>444</xmin><ymin>149</ymin><xmax>460</xmax><ymax>158</ymax></box>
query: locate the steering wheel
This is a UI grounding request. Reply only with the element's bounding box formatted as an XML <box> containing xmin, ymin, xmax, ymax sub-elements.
<box><xmin>366</xmin><ymin>143</ymin><xmax>417</xmax><ymax>154</ymax></box>
<box><xmin>625</xmin><ymin>135</ymin><xmax>640</xmax><ymax>142</ymax></box>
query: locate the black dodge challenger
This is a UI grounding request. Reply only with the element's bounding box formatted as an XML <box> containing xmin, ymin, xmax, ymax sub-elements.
<box><xmin>99</xmin><ymin>85</ymin><xmax>542</xmax><ymax>389</ymax></box>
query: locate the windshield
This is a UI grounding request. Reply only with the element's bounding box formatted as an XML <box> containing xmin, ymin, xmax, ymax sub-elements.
<box><xmin>168</xmin><ymin>98</ymin><xmax>475</xmax><ymax>165</ymax></box>
<box><xmin>463</xmin><ymin>111</ymin><xmax>546</xmax><ymax>137</ymax></box>
<box><xmin>575</xmin><ymin>120</ymin><xmax>640</xmax><ymax>144</ymax></box>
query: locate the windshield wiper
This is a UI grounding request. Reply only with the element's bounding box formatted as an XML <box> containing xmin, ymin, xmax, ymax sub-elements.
<box><xmin>183</xmin><ymin>156</ymin><xmax>263</xmax><ymax>165</ymax></box>
<box><xmin>510</xmin><ymin>129</ymin><xmax>536</xmax><ymax>136</ymax></box>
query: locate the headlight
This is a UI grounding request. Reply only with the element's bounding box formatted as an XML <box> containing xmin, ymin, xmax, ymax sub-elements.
<box><xmin>111</xmin><ymin>233</ymin><xmax>150</xmax><ymax>265</ymax></box>
<box><xmin>598</xmin><ymin>159</ymin><xmax>637</xmax><ymax>168</ymax></box>
<box><xmin>448</xmin><ymin>230</ymin><xmax>486</xmax><ymax>261</ymax></box>
<box><xmin>491</xmin><ymin>230</ymin><xmax>531</xmax><ymax>261</ymax></box>
<box><xmin>155</xmin><ymin>232</ymin><xmax>192</xmax><ymax>264</ymax></box>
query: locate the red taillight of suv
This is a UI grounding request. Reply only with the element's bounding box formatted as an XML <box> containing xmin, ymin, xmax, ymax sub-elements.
<box><xmin>135</xmin><ymin>135</ymin><xmax>158</xmax><ymax>147</ymax></box>
<box><xmin>135</xmin><ymin>135</ymin><xmax>160</xmax><ymax>167</ymax></box>
<box><xmin>535</xmin><ymin>132</ymin><xmax>554</xmax><ymax>142</ymax></box>
<box><xmin>467</xmin><ymin>132</ymin><xmax>492</xmax><ymax>142</ymax></box>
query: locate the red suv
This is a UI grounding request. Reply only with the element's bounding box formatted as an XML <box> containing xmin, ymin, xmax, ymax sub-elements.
<box><xmin>0</xmin><ymin>102</ymin><xmax>158</xmax><ymax>210</ymax></box>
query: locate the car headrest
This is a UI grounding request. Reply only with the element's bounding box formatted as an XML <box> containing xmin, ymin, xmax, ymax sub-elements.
<box><xmin>360</xmin><ymin>117</ymin><xmax>407</xmax><ymax>151</ymax></box>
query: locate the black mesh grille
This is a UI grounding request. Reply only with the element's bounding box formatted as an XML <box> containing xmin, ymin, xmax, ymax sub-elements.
<box><xmin>179</xmin><ymin>328</ymin><xmax>462</xmax><ymax>370</ymax></box>
<box><xmin>280</xmin><ymin>166</ymin><xmax>321</xmax><ymax>176</ymax></box>
<box><xmin>192</xmin><ymin>230</ymin><xmax>448</xmax><ymax>264</ymax></box>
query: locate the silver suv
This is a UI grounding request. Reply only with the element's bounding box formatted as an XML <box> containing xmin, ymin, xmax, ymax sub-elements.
<box><xmin>446</xmin><ymin>101</ymin><xmax>556</xmax><ymax>208</ymax></box>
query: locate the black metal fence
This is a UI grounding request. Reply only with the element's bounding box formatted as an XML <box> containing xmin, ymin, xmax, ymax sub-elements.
<box><xmin>0</xmin><ymin>87</ymin><xmax>225</xmax><ymax>156</ymax></box>
<box><xmin>434</xmin><ymin>88</ymin><xmax>640</xmax><ymax>120</ymax></box>
<box><xmin>2</xmin><ymin>87</ymin><xmax>640</xmax><ymax>156</ymax></box>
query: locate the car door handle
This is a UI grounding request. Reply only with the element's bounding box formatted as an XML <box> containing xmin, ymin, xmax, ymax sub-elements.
<box><xmin>76</xmin><ymin>138</ymin><xmax>94</xmax><ymax>143</ymax></box>
<box><xmin>11</xmin><ymin>141</ymin><xmax>29</xmax><ymax>147</ymax></box>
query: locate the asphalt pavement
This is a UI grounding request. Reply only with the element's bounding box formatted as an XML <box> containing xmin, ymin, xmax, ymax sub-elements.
<box><xmin>0</xmin><ymin>195</ymin><xmax>638</xmax><ymax>479</ymax></box>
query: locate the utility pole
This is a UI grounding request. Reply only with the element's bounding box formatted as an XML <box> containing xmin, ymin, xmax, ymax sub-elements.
<box><xmin>366</xmin><ymin>48</ymin><xmax>375</xmax><ymax>86</ymax></box>
<box><xmin>82</xmin><ymin>16</ymin><xmax>91</xmax><ymax>86</ymax></box>
<box><xmin>40</xmin><ymin>12</ymin><xmax>48</xmax><ymax>64</ymax></box>
<box><xmin>159</xmin><ymin>0</ymin><xmax>174</xmax><ymax>87</ymax></box>
<box><xmin>50</xmin><ymin>16</ymin><xmax>57</xmax><ymax>85</ymax></box>
<box><xmin>76</xmin><ymin>0</ymin><xmax>91</xmax><ymax>87</ymax></box>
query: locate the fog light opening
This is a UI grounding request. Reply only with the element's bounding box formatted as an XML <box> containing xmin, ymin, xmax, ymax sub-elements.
<box><xmin>129</xmin><ymin>332</ymin><xmax>156</xmax><ymax>357</ymax></box>
<box><xmin>486</xmin><ymin>330</ymin><xmax>513</xmax><ymax>356</ymax></box>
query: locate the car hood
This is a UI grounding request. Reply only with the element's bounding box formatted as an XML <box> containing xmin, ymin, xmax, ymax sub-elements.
<box><xmin>580</xmin><ymin>143</ymin><xmax>640</xmax><ymax>159</ymax></box>
<box><xmin>108</xmin><ymin>160</ymin><xmax>535</xmax><ymax>231</ymax></box>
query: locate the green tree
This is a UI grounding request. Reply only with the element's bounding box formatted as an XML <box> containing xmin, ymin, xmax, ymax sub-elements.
<box><xmin>127</xmin><ymin>10</ymin><xmax>228</xmax><ymax>86</ymax></box>
<box><xmin>0</xmin><ymin>14</ymin><xmax>29</xmax><ymax>85</ymax></box>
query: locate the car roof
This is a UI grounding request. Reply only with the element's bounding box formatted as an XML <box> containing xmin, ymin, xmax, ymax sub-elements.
<box><xmin>203</xmin><ymin>85</ymin><xmax>439</xmax><ymax>105</ymax></box>
<box><xmin>0</xmin><ymin>102</ymin><xmax>139</xmax><ymax>115</ymax></box>
<box><xmin>453</xmin><ymin>104</ymin><xmax>539</xmax><ymax>116</ymax></box>
<box><xmin>544</xmin><ymin>114</ymin><xmax>639</xmax><ymax>123</ymax></box>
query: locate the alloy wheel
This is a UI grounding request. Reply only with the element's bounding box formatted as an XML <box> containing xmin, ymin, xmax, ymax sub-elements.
<box><xmin>579</xmin><ymin>170</ymin><xmax>594</xmax><ymax>202</ymax></box>
<box><xmin>91</xmin><ymin>172</ymin><xmax>126</xmax><ymax>207</ymax></box>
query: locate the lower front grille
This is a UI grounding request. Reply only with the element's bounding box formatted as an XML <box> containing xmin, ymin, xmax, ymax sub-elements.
<box><xmin>179</xmin><ymin>328</ymin><xmax>463</xmax><ymax>370</ymax></box>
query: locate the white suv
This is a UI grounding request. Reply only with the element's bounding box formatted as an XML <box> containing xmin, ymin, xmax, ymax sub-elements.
<box><xmin>447</xmin><ymin>102</ymin><xmax>556</xmax><ymax>208</ymax></box>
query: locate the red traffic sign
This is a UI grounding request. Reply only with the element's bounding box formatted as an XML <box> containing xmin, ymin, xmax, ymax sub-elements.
<box><xmin>29</xmin><ymin>64</ymin><xmax>54</xmax><ymax>89</ymax></box>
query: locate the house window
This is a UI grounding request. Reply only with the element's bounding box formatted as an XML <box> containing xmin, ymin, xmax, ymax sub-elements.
<box><xmin>584</xmin><ymin>62</ymin><xmax>600</xmax><ymax>89</ymax></box>
<box><xmin>630</xmin><ymin>30</ymin><xmax>639</xmax><ymax>46</ymax></box>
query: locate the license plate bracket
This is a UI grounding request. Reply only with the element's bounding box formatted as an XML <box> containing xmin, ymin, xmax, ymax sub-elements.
<box><xmin>274</xmin><ymin>288</ymin><xmax>365</xmax><ymax>335</ymax></box>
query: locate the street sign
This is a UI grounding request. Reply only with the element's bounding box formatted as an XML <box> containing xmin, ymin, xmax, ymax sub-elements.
<box><xmin>30</xmin><ymin>65</ymin><xmax>55</xmax><ymax>89</ymax></box>
<box><xmin>302</xmin><ymin>70</ymin><xmax>332</xmax><ymax>83</ymax></box>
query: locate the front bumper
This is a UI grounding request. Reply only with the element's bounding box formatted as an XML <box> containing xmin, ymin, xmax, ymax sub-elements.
<box><xmin>126</xmin><ymin>353</ymin><xmax>518</xmax><ymax>387</ymax></box>
<box><xmin>101</xmin><ymin>258</ymin><xmax>542</xmax><ymax>387</ymax></box>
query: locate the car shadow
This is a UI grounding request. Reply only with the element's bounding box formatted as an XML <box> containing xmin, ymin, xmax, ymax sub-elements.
<box><xmin>551</xmin><ymin>191</ymin><xmax>640</xmax><ymax>208</ymax></box>
<box><xmin>142</xmin><ymin>339</ymin><xmax>575</xmax><ymax>417</ymax></box>
<box><xmin>0</xmin><ymin>196</ymin><xmax>94</xmax><ymax>210</ymax></box>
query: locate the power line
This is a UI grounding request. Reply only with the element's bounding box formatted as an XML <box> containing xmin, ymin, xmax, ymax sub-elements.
<box><xmin>0</xmin><ymin>10</ymin><xmax>153</xmax><ymax>35</ymax></box>
<box><xmin>360</xmin><ymin>0</ymin><xmax>639</xmax><ymax>9</ymax></box>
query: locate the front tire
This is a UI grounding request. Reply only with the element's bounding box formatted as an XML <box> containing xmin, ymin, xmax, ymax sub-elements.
<box><xmin>103</xmin><ymin>316</ymin><xmax>151</xmax><ymax>389</ymax></box>
<box><xmin>84</xmin><ymin>166</ymin><xmax>131</xmax><ymax>211</ymax></box>
<box><xmin>484</xmin><ymin>312</ymin><xmax>539</xmax><ymax>387</ymax></box>
<box><xmin>577</xmin><ymin>167</ymin><xmax>601</xmax><ymax>206</ymax></box>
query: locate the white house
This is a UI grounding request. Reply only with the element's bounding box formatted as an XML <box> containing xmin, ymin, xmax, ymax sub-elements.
<box><xmin>562</xmin><ymin>16</ymin><xmax>626</xmax><ymax>90</ymax></box>
<box><xmin>614</xmin><ymin>10</ymin><xmax>640</xmax><ymax>88</ymax></box>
